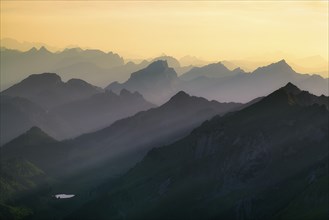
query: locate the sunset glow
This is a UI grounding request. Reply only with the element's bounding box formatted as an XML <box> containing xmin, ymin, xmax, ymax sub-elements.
<box><xmin>1</xmin><ymin>1</ymin><xmax>328</xmax><ymax>63</ymax></box>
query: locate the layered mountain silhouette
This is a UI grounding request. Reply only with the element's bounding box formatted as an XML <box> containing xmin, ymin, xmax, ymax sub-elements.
<box><xmin>0</xmin><ymin>47</ymin><xmax>193</xmax><ymax>90</ymax></box>
<box><xmin>1</xmin><ymin>91</ymin><xmax>241</xmax><ymax>177</ymax></box>
<box><xmin>1</xmin><ymin>73</ymin><xmax>101</xmax><ymax>109</ymax></box>
<box><xmin>48</xmin><ymin>91</ymin><xmax>241</xmax><ymax>177</ymax></box>
<box><xmin>0</xmin><ymin>47</ymin><xmax>124</xmax><ymax>90</ymax></box>
<box><xmin>1</xmin><ymin>73</ymin><xmax>155</xmax><ymax>144</ymax></box>
<box><xmin>0</xmin><ymin>91</ymin><xmax>242</xmax><ymax>219</ymax></box>
<box><xmin>180</xmin><ymin>59</ymin><xmax>328</xmax><ymax>102</ymax></box>
<box><xmin>107</xmin><ymin>60</ymin><xmax>180</xmax><ymax>104</ymax></box>
<box><xmin>70</xmin><ymin>83</ymin><xmax>328</xmax><ymax>219</ymax></box>
<box><xmin>106</xmin><ymin>59</ymin><xmax>328</xmax><ymax>105</ymax></box>
<box><xmin>1</xmin><ymin>45</ymin><xmax>328</xmax><ymax>220</ymax></box>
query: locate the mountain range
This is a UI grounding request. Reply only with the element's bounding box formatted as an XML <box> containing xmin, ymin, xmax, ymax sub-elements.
<box><xmin>2</xmin><ymin>57</ymin><xmax>328</xmax><ymax>143</ymax></box>
<box><xmin>0</xmin><ymin>47</ymin><xmax>191</xmax><ymax>91</ymax></box>
<box><xmin>1</xmin><ymin>44</ymin><xmax>328</xmax><ymax>220</ymax></box>
<box><xmin>69</xmin><ymin>83</ymin><xmax>329</xmax><ymax>220</ymax></box>
<box><xmin>1</xmin><ymin>91</ymin><xmax>241</xmax><ymax>178</ymax></box>
<box><xmin>0</xmin><ymin>73</ymin><xmax>154</xmax><ymax>144</ymax></box>
<box><xmin>0</xmin><ymin>90</ymin><xmax>242</xmax><ymax>219</ymax></box>
<box><xmin>0</xmin><ymin>83</ymin><xmax>327</xmax><ymax>220</ymax></box>
<box><xmin>107</xmin><ymin>59</ymin><xmax>328</xmax><ymax>104</ymax></box>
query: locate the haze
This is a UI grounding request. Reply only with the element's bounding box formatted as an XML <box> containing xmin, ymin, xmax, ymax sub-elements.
<box><xmin>0</xmin><ymin>1</ymin><xmax>328</xmax><ymax>75</ymax></box>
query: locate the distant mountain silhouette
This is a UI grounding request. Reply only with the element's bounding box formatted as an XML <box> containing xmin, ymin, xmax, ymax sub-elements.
<box><xmin>180</xmin><ymin>62</ymin><xmax>245</xmax><ymax>80</ymax></box>
<box><xmin>180</xmin><ymin>59</ymin><xmax>328</xmax><ymax>102</ymax></box>
<box><xmin>71</xmin><ymin>83</ymin><xmax>328</xmax><ymax>220</ymax></box>
<box><xmin>0</xmin><ymin>47</ymin><xmax>125</xmax><ymax>90</ymax></box>
<box><xmin>0</xmin><ymin>47</ymin><xmax>195</xmax><ymax>90</ymax></box>
<box><xmin>106</xmin><ymin>59</ymin><xmax>328</xmax><ymax>105</ymax></box>
<box><xmin>107</xmin><ymin>60</ymin><xmax>180</xmax><ymax>104</ymax></box>
<box><xmin>0</xmin><ymin>37</ymin><xmax>60</xmax><ymax>51</ymax></box>
<box><xmin>1</xmin><ymin>73</ymin><xmax>101</xmax><ymax>109</ymax></box>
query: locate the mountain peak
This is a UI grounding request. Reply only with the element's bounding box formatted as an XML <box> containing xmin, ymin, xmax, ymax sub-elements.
<box><xmin>280</xmin><ymin>82</ymin><xmax>301</xmax><ymax>95</ymax></box>
<box><xmin>180</xmin><ymin>61</ymin><xmax>240</xmax><ymax>81</ymax></box>
<box><xmin>120</xmin><ymin>88</ymin><xmax>133</xmax><ymax>96</ymax></box>
<box><xmin>119</xmin><ymin>89</ymin><xmax>144</xmax><ymax>100</ymax></box>
<box><xmin>67</xmin><ymin>78</ymin><xmax>90</xmax><ymax>87</ymax></box>
<box><xmin>39</xmin><ymin>46</ymin><xmax>50</xmax><ymax>53</ymax></box>
<box><xmin>270</xmin><ymin>59</ymin><xmax>293</xmax><ymax>70</ymax></box>
<box><xmin>129</xmin><ymin>60</ymin><xmax>177</xmax><ymax>81</ymax></box>
<box><xmin>25</xmin><ymin>73</ymin><xmax>62</xmax><ymax>84</ymax></box>
<box><xmin>27</xmin><ymin>47</ymin><xmax>38</xmax><ymax>53</ymax></box>
<box><xmin>253</xmin><ymin>59</ymin><xmax>295</xmax><ymax>75</ymax></box>
<box><xmin>277</xmin><ymin>59</ymin><xmax>287</xmax><ymax>64</ymax></box>
<box><xmin>168</xmin><ymin>91</ymin><xmax>190</xmax><ymax>102</ymax></box>
<box><xmin>148</xmin><ymin>60</ymin><xmax>169</xmax><ymax>70</ymax></box>
<box><xmin>26</xmin><ymin>126</ymin><xmax>46</xmax><ymax>136</ymax></box>
<box><xmin>4</xmin><ymin>126</ymin><xmax>56</xmax><ymax>148</ymax></box>
<box><xmin>152</xmin><ymin>56</ymin><xmax>181</xmax><ymax>68</ymax></box>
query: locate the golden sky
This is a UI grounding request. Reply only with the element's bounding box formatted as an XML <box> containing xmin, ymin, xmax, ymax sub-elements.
<box><xmin>1</xmin><ymin>0</ymin><xmax>328</xmax><ymax>62</ymax></box>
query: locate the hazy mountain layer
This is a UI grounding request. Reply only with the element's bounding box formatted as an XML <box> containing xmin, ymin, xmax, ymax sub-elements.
<box><xmin>0</xmin><ymin>47</ymin><xmax>125</xmax><ymax>90</ymax></box>
<box><xmin>0</xmin><ymin>47</ymin><xmax>193</xmax><ymax>90</ymax></box>
<box><xmin>180</xmin><ymin>60</ymin><xmax>328</xmax><ymax>103</ymax></box>
<box><xmin>107</xmin><ymin>59</ymin><xmax>328</xmax><ymax>105</ymax></box>
<box><xmin>1</xmin><ymin>73</ymin><xmax>155</xmax><ymax>144</ymax></box>
<box><xmin>1</xmin><ymin>73</ymin><xmax>102</xmax><ymax>109</ymax></box>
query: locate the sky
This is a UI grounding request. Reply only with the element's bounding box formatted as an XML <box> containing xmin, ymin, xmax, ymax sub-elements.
<box><xmin>1</xmin><ymin>1</ymin><xmax>328</xmax><ymax>64</ymax></box>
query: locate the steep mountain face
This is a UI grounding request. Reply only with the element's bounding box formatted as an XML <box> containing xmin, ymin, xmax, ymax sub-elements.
<box><xmin>51</xmin><ymin>90</ymin><xmax>155</xmax><ymax>135</ymax></box>
<box><xmin>71</xmin><ymin>83</ymin><xmax>328</xmax><ymax>220</ymax></box>
<box><xmin>180</xmin><ymin>62</ymin><xmax>245</xmax><ymax>81</ymax></box>
<box><xmin>1</xmin><ymin>73</ymin><xmax>102</xmax><ymax>109</ymax></box>
<box><xmin>106</xmin><ymin>60</ymin><xmax>180</xmax><ymax>104</ymax></box>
